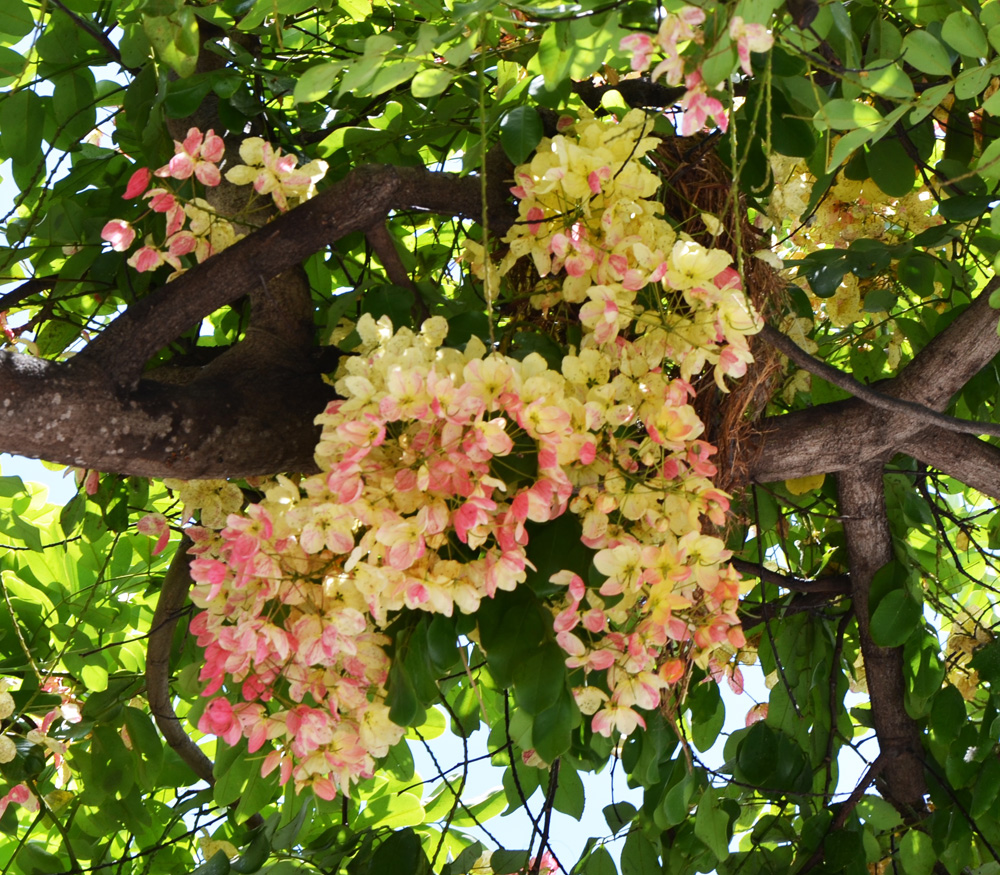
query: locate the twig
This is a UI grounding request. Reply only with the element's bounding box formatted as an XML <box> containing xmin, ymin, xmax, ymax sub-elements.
<box><xmin>731</xmin><ymin>558</ymin><xmax>850</xmax><ymax>594</ymax></box>
<box><xmin>795</xmin><ymin>755</ymin><xmax>887</xmax><ymax>875</ymax></box>
<box><xmin>529</xmin><ymin>760</ymin><xmax>562</xmax><ymax>875</ymax></box>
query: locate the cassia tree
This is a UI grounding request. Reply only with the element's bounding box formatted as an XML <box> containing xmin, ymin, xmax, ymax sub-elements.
<box><xmin>1</xmin><ymin>0</ymin><xmax>1000</xmax><ymax>873</ymax></box>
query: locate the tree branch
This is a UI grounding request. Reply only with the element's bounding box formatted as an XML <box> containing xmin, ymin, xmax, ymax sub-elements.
<box><xmin>78</xmin><ymin>165</ymin><xmax>484</xmax><ymax>387</ymax></box>
<box><xmin>838</xmin><ymin>466</ymin><xmax>927</xmax><ymax>814</ymax></box>
<box><xmin>730</xmin><ymin>557</ymin><xmax>850</xmax><ymax>594</ymax></box>
<box><xmin>758</xmin><ymin>322</ymin><xmax>1000</xmax><ymax>440</ymax></box>
<box><xmin>890</xmin><ymin>278</ymin><xmax>1000</xmax><ymax>409</ymax></box>
<box><xmin>0</xmin><ymin>349</ymin><xmax>329</xmax><ymax>478</ymax></box>
<box><xmin>899</xmin><ymin>429</ymin><xmax>1000</xmax><ymax>501</ymax></box>
<box><xmin>749</xmin><ymin>286</ymin><xmax>1000</xmax><ymax>484</ymax></box>
<box><xmin>146</xmin><ymin>536</ymin><xmax>214</xmax><ymax>786</ymax></box>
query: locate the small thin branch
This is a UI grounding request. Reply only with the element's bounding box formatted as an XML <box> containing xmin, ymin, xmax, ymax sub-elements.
<box><xmin>530</xmin><ymin>760</ymin><xmax>561</xmax><ymax>875</ymax></box>
<box><xmin>366</xmin><ymin>223</ymin><xmax>417</xmax><ymax>293</ymax></box>
<box><xmin>795</xmin><ymin>755</ymin><xmax>887</xmax><ymax>875</ymax></box>
<box><xmin>823</xmin><ymin>611</ymin><xmax>853</xmax><ymax>802</ymax></box>
<box><xmin>731</xmin><ymin>557</ymin><xmax>850</xmax><ymax>594</ymax></box>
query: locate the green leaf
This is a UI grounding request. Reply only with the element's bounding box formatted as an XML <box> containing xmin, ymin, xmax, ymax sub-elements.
<box><xmin>902</xmin><ymin>30</ymin><xmax>953</xmax><ymax>76</ymax></box>
<box><xmin>531</xmin><ymin>689</ymin><xmax>580</xmax><ymax>764</ymax></box>
<box><xmin>294</xmin><ymin>62</ymin><xmax>340</xmax><ymax>104</ymax></box>
<box><xmin>971</xmin><ymin>756</ymin><xmax>1000</xmax><ymax>818</ymax></box>
<box><xmin>737</xmin><ymin>722</ymin><xmax>777</xmax><ymax>784</ymax></box>
<box><xmin>192</xmin><ymin>851</ymin><xmax>233</xmax><ymax>875</ymax></box>
<box><xmin>123</xmin><ymin>707</ymin><xmax>164</xmax><ymax>790</ymax></box>
<box><xmin>941</xmin><ymin>11</ymin><xmax>988</xmax><ymax>56</ymax></box>
<box><xmin>899</xmin><ymin>830</ymin><xmax>935</xmax><ymax>875</ymax></box>
<box><xmin>386</xmin><ymin>657</ymin><xmax>422</xmax><ymax>727</ymax></box>
<box><xmin>897</xmin><ymin>253</ymin><xmax>938</xmax><ymax>297</ymax></box>
<box><xmin>583</xmin><ymin>846</ymin><xmax>617</xmax><ymax>875</ymax></box>
<box><xmin>938</xmin><ymin>195</ymin><xmax>996</xmax><ymax>221</ymax></box>
<box><xmin>828</xmin><ymin>125</ymin><xmax>881</xmax><ymax>171</ymax></box>
<box><xmin>814</xmin><ymin>98</ymin><xmax>883</xmax><ymax>131</ymax></box>
<box><xmin>142</xmin><ymin>8</ymin><xmax>199</xmax><ymax>78</ymax></box>
<box><xmin>620</xmin><ymin>830</ymin><xmax>659</xmax><ymax>875</ymax></box>
<box><xmin>657</xmin><ymin>772</ymin><xmax>696</xmax><ymax>828</ymax></box>
<box><xmin>411</xmin><ymin>67</ymin><xmax>452</xmax><ymax>98</ymax></box>
<box><xmin>970</xmin><ymin>639</ymin><xmax>1000</xmax><ymax>685</ymax></box>
<box><xmin>231</xmin><ymin>830</ymin><xmax>270</xmax><ymax>874</ymax></box>
<box><xmin>368</xmin><ymin>61</ymin><xmax>421</xmax><ymax>97</ymax></box>
<box><xmin>955</xmin><ymin>62</ymin><xmax>995</xmax><ymax>100</ymax></box>
<box><xmin>867</xmin><ymin>137</ymin><xmax>916</xmax><ymax>196</ymax></box>
<box><xmin>694</xmin><ymin>786</ymin><xmax>730</xmax><ymax>862</ymax></box>
<box><xmin>552</xmin><ymin>763</ymin><xmax>584</xmax><ymax>820</ymax></box>
<box><xmin>513</xmin><ymin>643</ymin><xmax>567</xmax><ymax>715</ymax></box>
<box><xmin>794</xmin><ymin>250</ymin><xmax>851</xmax><ymax>297</ymax></box>
<box><xmin>0</xmin><ymin>89</ymin><xmax>43</xmax><ymax>166</ymax></box>
<box><xmin>858</xmin><ymin>62</ymin><xmax>915</xmax><ymax>100</ymax></box>
<box><xmin>164</xmin><ymin>74</ymin><xmax>215</xmax><ymax>118</ymax></box>
<box><xmin>492</xmin><ymin>850</ymin><xmax>530</xmax><ymax>874</ymax></box>
<box><xmin>500</xmin><ymin>106</ymin><xmax>544</xmax><ymax>165</ymax></box>
<box><xmin>870</xmin><ymin>590</ymin><xmax>922</xmax><ymax>647</ymax></box>
<box><xmin>81</xmin><ymin>663</ymin><xmax>108</xmax><ymax>693</ymax></box>
<box><xmin>15</xmin><ymin>843</ymin><xmax>66</xmax><ymax>875</ymax></box>
<box><xmin>0</xmin><ymin>0</ymin><xmax>33</xmax><ymax>41</ymax></box>
<box><xmin>603</xmin><ymin>801</ymin><xmax>637</xmax><ymax>834</ymax></box>
<box><xmin>442</xmin><ymin>842</ymin><xmax>484</xmax><ymax>875</ymax></box>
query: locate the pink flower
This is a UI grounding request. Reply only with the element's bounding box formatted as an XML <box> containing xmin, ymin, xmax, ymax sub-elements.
<box><xmin>678</xmin><ymin>74</ymin><xmax>728</xmax><ymax>136</ymax></box>
<box><xmin>127</xmin><ymin>244</ymin><xmax>165</xmax><ymax>273</ymax></box>
<box><xmin>101</xmin><ymin>219</ymin><xmax>136</xmax><ymax>252</ymax></box>
<box><xmin>620</xmin><ymin>33</ymin><xmax>654</xmax><ymax>71</ymax></box>
<box><xmin>122</xmin><ymin>167</ymin><xmax>151</xmax><ymax>199</ymax></box>
<box><xmin>155</xmin><ymin>127</ymin><xmax>225</xmax><ymax>186</ymax></box>
<box><xmin>136</xmin><ymin>513</ymin><xmax>169</xmax><ymax>555</ymax></box>
<box><xmin>198</xmin><ymin>698</ymin><xmax>242</xmax><ymax>746</ymax></box>
<box><xmin>729</xmin><ymin>16</ymin><xmax>773</xmax><ymax>76</ymax></box>
<box><xmin>592</xmin><ymin>703</ymin><xmax>647</xmax><ymax>738</ymax></box>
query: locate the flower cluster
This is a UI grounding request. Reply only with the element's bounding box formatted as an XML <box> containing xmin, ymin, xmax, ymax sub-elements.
<box><xmin>0</xmin><ymin>676</ymin><xmax>80</xmax><ymax>821</ymax></box>
<box><xmin>185</xmin><ymin>497</ymin><xmax>402</xmax><ymax>801</ymax></box>
<box><xmin>177</xmin><ymin>110</ymin><xmax>762</xmax><ymax>793</ymax></box>
<box><xmin>100</xmin><ymin>128</ymin><xmax>327</xmax><ymax>278</ymax></box>
<box><xmin>618</xmin><ymin>7</ymin><xmax>773</xmax><ymax>136</ymax></box>
<box><xmin>479</xmin><ymin>111</ymin><xmax>760</xmax><ymax>735</ymax></box>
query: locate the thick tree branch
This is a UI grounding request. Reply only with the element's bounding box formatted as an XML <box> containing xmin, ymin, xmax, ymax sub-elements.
<box><xmin>838</xmin><ymin>466</ymin><xmax>927</xmax><ymax>814</ymax></box>
<box><xmin>730</xmin><ymin>557</ymin><xmax>850</xmax><ymax>594</ymax></box>
<box><xmin>0</xmin><ymin>349</ymin><xmax>329</xmax><ymax>477</ymax></box>
<box><xmin>899</xmin><ymin>429</ymin><xmax>1000</xmax><ymax>501</ymax></box>
<box><xmin>890</xmin><ymin>278</ymin><xmax>1000</xmax><ymax>409</ymax></box>
<box><xmin>758</xmin><ymin>322</ymin><xmax>1000</xmax><ymax>439</ymax></box>
<box><xmin>749</xmin><ymin>285</ymin><xmax>1000</xmax><ymax>484</ymax></box>
<box><xmin>78</xmin><ymin>165</ymin><xmax>484</xmax><ymax>387</ymax></box>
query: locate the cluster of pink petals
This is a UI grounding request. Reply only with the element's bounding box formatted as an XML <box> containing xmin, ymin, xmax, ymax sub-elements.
<box><xmin>184</xmin><ymin>111</ymin><xmax>764</xmax><ymax>787</ymax></box>
<box><xmin>619</xmin><ymin>8</ymin><xmax>773</xmax><ymax>136</ymax></box>
<box><xmin>155</xmin><ymin>127</ymin><xmax>226</xmax><ymax>186</ymax></box>
<box><xmin>187</xmin><ymin>511</ymin><xmax>399</xmax><ymax>801</ymax></box>
<box><xmin>100</xmin><ymin>128</ymin><xmax>250</xmax><ymax>274</ymax></box>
